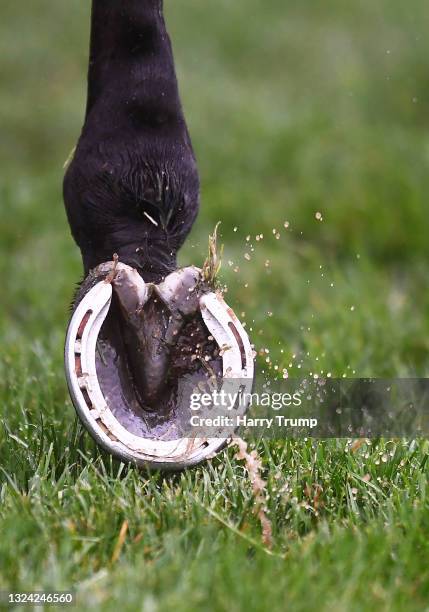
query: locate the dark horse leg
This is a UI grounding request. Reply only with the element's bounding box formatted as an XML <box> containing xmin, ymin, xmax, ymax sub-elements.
<box><xmin>64</xmin><ymin>0</ymin><xmax>199</xmax><ymax>283</ymax></box>
<box><xmin>63</xmin><ymin>0</ymin><xmax>219</xmax><ymax>420</ymax></box>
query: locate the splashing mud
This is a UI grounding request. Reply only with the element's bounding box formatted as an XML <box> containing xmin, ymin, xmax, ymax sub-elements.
<box><xmin>233</xmin><ymin>437</ymin><xmax>273</xmax><ymax>548</ymax></box>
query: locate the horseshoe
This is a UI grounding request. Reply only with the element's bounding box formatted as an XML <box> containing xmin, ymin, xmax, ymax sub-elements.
<box><xmin>65</xmin><ymin>263</ymin><xmax>254</xmax><ymax>470</ymax></box>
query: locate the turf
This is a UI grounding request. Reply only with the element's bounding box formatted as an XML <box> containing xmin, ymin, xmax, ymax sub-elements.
<box><xmin>1</xmin><ymin>0</ymin><xmax>429</xmax><ymax>609</ymax></box>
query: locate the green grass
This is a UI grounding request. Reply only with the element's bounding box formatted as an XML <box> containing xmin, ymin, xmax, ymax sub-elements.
<box><xmin>1</xmin><ymin>0</ymin><xmax>429</xmax><ymax>609</ymax></box>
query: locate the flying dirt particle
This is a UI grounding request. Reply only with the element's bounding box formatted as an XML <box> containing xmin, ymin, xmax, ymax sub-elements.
<box><xmin>315</xmin><ymin>212</ymin><xmax>323</xmax><ymax>221</ymax></box>
<box><xmin>351</xmin><ymin>439</ymin><xmax>366</xmax><ymax>453</ymax></box>
<box><xmin>233</xmin><ymin>438</ymin><xmax>273</xmax><ymax>549</ymax></box>
<box><xmin>244</xmin><ymin>253</ymin><xmax>251</xmax><ymax>261</ymax></box>
<box><xmin>284</xmin><ymin>221</ymin><xmax>290</xmax><ymax>229</ymax></box>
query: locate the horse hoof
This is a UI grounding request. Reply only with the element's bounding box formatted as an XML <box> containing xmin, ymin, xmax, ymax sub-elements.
<box><xmin>65</xmin><ymin>261</ymin><xmax>254</xmax><ymax>470</ymax></box>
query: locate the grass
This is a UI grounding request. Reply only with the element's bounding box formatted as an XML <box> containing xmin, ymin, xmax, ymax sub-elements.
<box><xmin>1</xmin><ymin>0</ymin><xmax>429</xmax><ymax>609</ymax></box>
